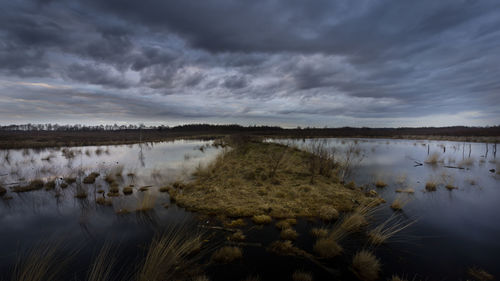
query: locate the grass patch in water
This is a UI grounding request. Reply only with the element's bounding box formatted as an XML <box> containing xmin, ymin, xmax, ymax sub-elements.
<box><xmin>211</xmin><ymin>246</ymin><xmax>242</xmax><ymax>263</ymax></box>
<box><xmin>169</xmin><ymin>140</ymin><xmax>380</xmax><ymax>218</ymax></box>
<box><xmin>12</xmin><ymin>179</ymin><xmax>45</xmax><ymax>192</ymax></box>
<box><xmin>292</xmin><ymin>270</ymin><xmax>313</xmax><ymax>281</ymax></box>
<box><xmin>351</xmin><ymin>250</ymin><xmax>381</xmax><ymax>281</ymax></box>
<box><xmin>83</xmin><ymin>172</ymin><xmax>100</xmax><ymax>184</ymax></box>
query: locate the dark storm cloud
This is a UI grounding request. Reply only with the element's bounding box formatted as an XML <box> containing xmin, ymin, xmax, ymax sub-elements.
<box><xmin>0</xmin><ymin>0</ymin><xmax>499</xmax><ymax>126</ymax></box>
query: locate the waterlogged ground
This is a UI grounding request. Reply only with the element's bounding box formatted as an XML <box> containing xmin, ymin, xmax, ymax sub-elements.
<box><xmin>0</xmin><ymin>138</ymin><xmax>499</xmax><ymax>280</ymax></box>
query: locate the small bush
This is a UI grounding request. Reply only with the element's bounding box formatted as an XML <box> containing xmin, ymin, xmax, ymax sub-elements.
<box><xmin>374</xmin><ymin>181</ymin><xmax>387</xmax><ymax>188</ymax></box>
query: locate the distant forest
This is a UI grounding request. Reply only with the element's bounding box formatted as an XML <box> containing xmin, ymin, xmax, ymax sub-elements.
<box><xmin>1</xmin><ymin>123</ymin><xmax>500</xmax><ymax>136</ymax></box>
<box><xmin>1</xmin><ymin>123</ymin><xmax>499</xmax><ymax>149</ymax></box>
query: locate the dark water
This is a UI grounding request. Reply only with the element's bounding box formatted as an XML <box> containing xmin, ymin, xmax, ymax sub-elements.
<box><xmin>0</xmin><ymin>138</ymin><xmax>499</xmax><ymax>280</ymax></box>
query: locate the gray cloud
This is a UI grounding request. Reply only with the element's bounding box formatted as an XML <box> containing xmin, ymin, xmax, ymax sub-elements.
<box><xmin>0</xmin><ymin>0</ymin><xmax>499</xmax><ymax>126</ymax></box>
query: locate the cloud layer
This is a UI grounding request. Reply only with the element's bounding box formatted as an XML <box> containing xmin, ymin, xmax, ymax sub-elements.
<box><xmin>1</xmin><ymin>0</ymin><xmax>499</xmax><ymax>126</ymax></box>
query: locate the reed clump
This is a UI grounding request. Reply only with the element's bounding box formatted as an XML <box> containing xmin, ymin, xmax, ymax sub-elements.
<box><xmin>425</xmin><ymin>152</ymin><xmax>442</xmax><ymax>165</ymax></box>
<box><xmin>351</xmin><ymin>250</ymin><xmax>381</xmax><ymax>281</ymax></box>
<box><xmin>0</xmin><ymin>185</ymin><xmax>7</xmax><ymax>196</ymax></box>
<box><xmin>225</xmin><ymin>218</ymin><xmax>247</xmax><ymax>228</ymax></box>
<box><xmin>467</xmin><ymin>267</ymin><xmax>494</xmax><ymax>281</ymax></box>
<box><xmin>367</xmin><ymin>214</ymin><xmax>416</xmax><ymax>245</ymax></box>
<box><xmin>292</xmin><ymin>270</ymin><xmax>313</xmax><ymax>281</ymax></box>
<box><xmin>374</xmin><ymin>181</ymin><xmax>387</xmax><ymax>188</ymax></box>
<box><xmin>123</xmin><ymin>186</ymin><xmax>133</xmax><ymax>195</ymax></box>
<box><xmin>318</xmin><ymin>206</ymin><xmax>339</xmax><ymax>221</ymax></box>
<box><xmin>252</xmin><ymin>215</ymin><xmax>272</xmax><ymax>225</ymax></box>
<box><xmin>12</xmin><ymin>179</ymin><xmax>45</xmax><ymax>192</ymax></box>
<box><xmin>425</xmin><ymin>182</ymin><xmax>437</xmax><ymax>191</ymax></box>
<box><xmin>137</xmin><ymin>228</ymin><xmax>204</xmax><ymax>281</ymax></box>
<box><xmin>275</xmin><ymin>218</ymin><xmax>297</xmax><ymax>230</ymax></box>
<box><xmin>310</xmin><ymin>227</ymin><xmax>329</xmax><ymax>238</ymax></box>
<box><xmin>211</xmin><ymin>246</ymin><xmax>242</xmax><ymax>263</ymax></box>
<box><xmin>280</xmin><ymin>228</ymin><xmax>298</xmax><ymax>240</ymax></box>
<box><xmin>313</xmin><ymin>238</ymin><xmax>342</xmax><ymax>258</ymax></box>
<box><xmin>395</xmin><ymin>188</ymin><xmax>414</xmax><ymax>194</ymax></box>
<box><xmin>83</xmin><ymin>172</ymin><xmax>100</xmax><ymax>184</ymax></box>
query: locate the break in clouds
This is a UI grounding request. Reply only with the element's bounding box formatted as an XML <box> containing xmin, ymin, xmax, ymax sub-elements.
<box><xmin>0</xmin><ymin>0</ymin><xmax>499</xmax><ymax>127</ymax></box>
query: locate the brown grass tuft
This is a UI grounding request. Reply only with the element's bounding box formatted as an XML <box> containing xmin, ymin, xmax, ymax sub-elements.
<box><xmin>351</xmin><ymin>250</ymin><xmax>381</xmax><ymax>281</ymax></box>
<box><xmin>280</xmin><ymin>228</ymin><xmax>298</xmax><ymax>240</ymax></box>
<box><xmin>83</xmin><ymin>172</ymin><xmax>100</xmax><ymax>184</ymax></box>
<box><xmin>310</xmin><ymin>227</ymin><xmax>329</xmax><ymax>238</ymax></box>
<box><xmin>467</xmin><ymin>267</ymin><xmax>494</xmax><ymax>281</ymax></box>
<box><xmin>374</xmin><ymin>181</ymin><xmax>387</xmax><ymax>188</ymax></box>
<box><xmin>318</xmin><ymin>206</ymin><xmax>339</xmax><ymax>221</ymax></box>
<box><xmin>252</xmin><ymin>215</ymin><xmax>272</xmax><ymax>225</ymax></box>
<box><xmin>137</xmin><ymin>228</ymin><xmax>204</xmax><ymax>281</ymax></box>
<box><xmin>123</xmin><ymin>186</ymin><xmax>133</xmax><ymax>195</ymax></box>
<box><xmin>211</xmin><ymin>246</ymin><xmax>243</xmax><ymax>263</ymax></box>
<box><xmin>292</xmin><ymin>270</ymin><xmax>313</xmax><ymax>281</ymax></box>
<box><xmin>367</xmin><ymin>214</ymin><xmax>416</xmax><ymax>245</ymax></box>
<box><xmin>313</xmin><ymin>238</ymin><xmax>343</xmax><ymax>258</ymax></box>
<box><xmin>425</xmin><ymin>181</ymin><xmax>437</xmax><ymax>191</ymax></box>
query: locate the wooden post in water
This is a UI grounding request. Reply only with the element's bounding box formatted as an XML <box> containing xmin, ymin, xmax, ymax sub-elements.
<box><xmin>485</xmin><ymin>143</ymin><xmax>488</xmax><ymax>158</ymax></box>
<box><xmin>469</xmin><ymin>144</ymin><xmax>472</xmax><ymax>158</ymax></box>
<box><xmin>494</xmin><ymin>143</ymin><xmax>497</xmax><ymax>158</ymax></box>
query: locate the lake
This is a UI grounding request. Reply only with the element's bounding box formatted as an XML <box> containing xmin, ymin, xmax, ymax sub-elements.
<box><xmin>0</xmin><ymin>138</ymin><xmax>498</xmax><ymax>280</ymax></box>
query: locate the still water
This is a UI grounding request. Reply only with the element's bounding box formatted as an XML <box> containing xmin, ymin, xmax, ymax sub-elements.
<box><xmin>0</xmin><ymin>138</ymin><xmax>498</xmax><ymax>280</ymax></box>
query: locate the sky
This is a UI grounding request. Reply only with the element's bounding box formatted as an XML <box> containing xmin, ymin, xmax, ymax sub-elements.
<box><xmin>0</xmin><ymin>0</ymin><xmax>499</xmax><ymax>127</ymax></box>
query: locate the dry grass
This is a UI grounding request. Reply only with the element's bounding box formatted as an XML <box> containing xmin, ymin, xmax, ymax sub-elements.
<box><xmin>12</xmin><ymin>179</ymin><xmax>44</xmax><ymax>192</ymax></box>
<box><xmin>351</xmin><ymin>250</ymin><xmax>381</xmax><ymax>281</ymax></box>
<box><xmin>87</xmin><ymin>243</ymin><xmax>116</xmax><ymax>281</ymax></box>
<box><xmin>467</xmin><ymin>267</ymin><xmax>494</xmax><ymax>281</ymax></box>
<box><xmin>83</xmin><ymin>172</ymin><xmax>100</xmax><ymax>184</ymax></box>
<box><xmin>123</xmin><ymin>186</ymin><xmax>133</xmax><ymax>195</ymax></box>
<box><xmin>11</xmin><ymin>241</ymin><xmax>71</xmax><ymax>281</ymax></box>
<box><xmin>310</xmin><ymin>227</ymin><xmax>329</xmax><ymax>238</ymax></box>
<box><xmin>292</xmin><ymin>270</ymin><xmax>313</xmax><ymax>281</ymax></box>
<box><xmin>211</xmin><ymin>246</ymin><xmax>242</xmax><ymax>263</ymax></box>
<box><xmin>96</xmin><ymin>197</ymin><xmax>112</xmax><ymax>206</ymax></box>
<box><xmin>44</xmin><ymin>180</ymin><xmax>56</xmax><ymax>190</ymax></box>
<box><xmin>425</xmin><ymin>181</ymin><xmax>437</xmax><ymax>191</ymax></box>
<box><xmin>225</xmin><ymin>218</ymin><xmax>247</xmax><ymax>228</ymax></box>
<box><xmin>275</xmin><ymin>218</ymin><xmax>297</xmax><ymax>230</ymax></box>
<box><xmin>313</xmin><ymin>238</ymin><xmax>343</xmax><ymax>258</ymax></box>
<box><xmin>252</xmin><ymin>215</ymin><xmax>273</xmax><ymax>224</ymax></box>
<box><xmin>318</xmin><ymin>206</ymin><xmax>339</xmax><ymax>221</ymax></box>
<box><xmin>367</xmin><ymin>214</ymin><xmax>416</xmax><ymax>245</ymax></box>
<box><xmin>445</xmin><ymin>184</ymin><xmax>457</xmax><ymax>190</ymax></box>
<box><xmin>136</xmin><ymin>193</ymin><xmax>157</xmax><ymax>212</ymax></box>
<box><xmin>390</xmin><ymin>197</ymin><xmax>410</xmax><ymax>211</ymax></box>
<box><xmin>170</xmin><ymin>141</ymin><xmax>380</xmax><ymax>218</ymax></box>
<box><xmin>231</xmin><ymin>231</ymin><xmax>246</xmax><ymax>241</ymax></box>
<box><xmin>425</xmin><ymin>152</ymin><xmax>442</xmax><ymax>165</ymax></box>
<box><xmin>374</xmin><ymin>181</ymin><xmax>387</xmax><ymax>188</ymax></box>
<box><xmin>268</xmin><ymin>240</ymin><xmax>307</xmax><ymax>257</ymax></box>
<box><xmin>75</xmin><ymin>190</ymin><xmax>88</xmax><ymax>199</ymax></box>
<box><xmin>0</xmin><ymin>185</ymin><xmax>7</xmax><ymax>196</ymax></box>
<box><xmin>137</xmin><ymin>228</ymin><xmax>204</xmax><ymax>281</ymax></box>
<box><xmin>459</xmin><ymin>157</ymin><xmax>475</xmax><ymax>167</ymax></box>
<box><xmin>280</xmin><ymin>228</ymin><xmax>298</xmax><ymax>240</ymax></box>
<box><xmin>395</xmin><ymin>188</ymin><xmax>415</xmax><ymax>194</ymax></box>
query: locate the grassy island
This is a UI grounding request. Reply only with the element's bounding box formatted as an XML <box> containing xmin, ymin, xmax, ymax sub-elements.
<box><xmin>168</xmin><ymin>137</ymin><xmax>382</xmax><ymax>218</ymax></box>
